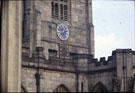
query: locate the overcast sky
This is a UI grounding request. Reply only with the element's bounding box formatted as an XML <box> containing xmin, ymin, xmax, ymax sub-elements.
<box><xmin>92</xmin><ymin>0</ymin><xmax>135</xmax><ymax>59</ymax></box>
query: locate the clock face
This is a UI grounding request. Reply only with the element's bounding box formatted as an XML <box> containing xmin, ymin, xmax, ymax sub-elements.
<box><xmin>56</xmin><ymin>23</ymin><xmax>69</xmax><ymax>40</ymax></box>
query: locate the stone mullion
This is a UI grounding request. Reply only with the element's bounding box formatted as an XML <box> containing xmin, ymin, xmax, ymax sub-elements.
<box><xmin>67</xmin><ymin>0</ymin><xmax>70</xmax><ymax>22</ymax></box>
<box><xmin>68</xmin><ymin>0</ymin><xmax>71</xmax><ymax>22</ymax></box>
<box><xmin>60</xmin><ymin>4</ymin><xmax>63</xmax><ymax>20</ymax></box>
<box><xmin>58</xmin><ymin>0</ymin><xmax>60</xmax><ymax>20</ymax></box>
<box><xmin>52</xmin><ymin>2</ymin><xmax>54</xmax><ymax>18</ymax></box>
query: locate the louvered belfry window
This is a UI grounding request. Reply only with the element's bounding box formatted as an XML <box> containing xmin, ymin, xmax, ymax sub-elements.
<box><xmin>52</xmin><ymin>0</ymin><xmax>69</xmax><ymax>21</ymax></box>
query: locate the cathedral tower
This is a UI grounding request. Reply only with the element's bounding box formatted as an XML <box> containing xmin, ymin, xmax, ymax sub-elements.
<box><xmin>21</xmin><ymin>0</ymin><xmax>95</xmax><ymax>92</ymax></box>
<box><xmin>22</xmin><ymin>0</ymin><xmax>94</xmax><ymax>59</ymax></box>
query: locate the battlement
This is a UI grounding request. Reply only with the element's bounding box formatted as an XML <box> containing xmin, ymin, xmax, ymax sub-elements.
<box><xmin>88</xmin><ymin>49</ymin><xmax>135</xmax><ymax>72</ymax></box>
<box><xmin>92</xmin><ymin>56</ymin><xmax>113</xmax><ymax>65</ymax></box>
<box><xmin>89</xmin><ymin>56</ymin><xmax>115</xmax><ymax>72</ymax></box>
<box><xmin>22</xmin><ymin>48</ymin><xmax>135</xmax><ymax>74</ymax></box>
<box><xmin>112</xmin><ymin>49</ymin><xmax>132</xmax><ymax>54</ymax></box>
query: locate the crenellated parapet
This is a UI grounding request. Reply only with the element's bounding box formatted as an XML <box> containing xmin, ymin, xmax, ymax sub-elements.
<box><xmin>88</xmin><ymin>49</ymin><xmax>135</xmax><ymax>74</ymax></box>
<box><xmin>88</xmin><ymin>56</ymin><xmax>116</xmax><ymax>73</ymax></box>
<box><xmin>21</xmin><ymin>48</ymin><xmax>135</xmax><ymax>92</ymax></box>
<box><xmin>22</xmin><ymin>48</ymin><xmax>135</xmax><ymax>75</ymax></box>
<box><xmin>87</xmin><ymin>49</ymin><xmax>135</xmax><ymax>92</ymax></box>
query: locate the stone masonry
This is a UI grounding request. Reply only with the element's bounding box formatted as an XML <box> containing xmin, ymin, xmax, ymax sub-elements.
<box><xmin>21</xmin><ymin>0</ymin><xmax>135</xmax><ymax>92</ymax></box>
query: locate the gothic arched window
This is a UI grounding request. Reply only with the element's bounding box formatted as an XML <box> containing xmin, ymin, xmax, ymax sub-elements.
<box><xmin>54</xmin><ymin>84</ymin><xmax>70</xmax><ymax>92</ymax></box>
<box><xmin>52</xmin><ymin>0</ymin><xmax>70</xmax><ymax>21</ymax></box>
<box><xmin>91</xmin><ymin>82</ymin><xmax>109</xmax><ymax>92</ymax></box>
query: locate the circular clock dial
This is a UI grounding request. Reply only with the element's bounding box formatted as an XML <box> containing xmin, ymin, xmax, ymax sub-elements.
<box><xmin>56</xmin><ymin>23</ymin><xmax>69</xmax><ymax>40</ymax></box>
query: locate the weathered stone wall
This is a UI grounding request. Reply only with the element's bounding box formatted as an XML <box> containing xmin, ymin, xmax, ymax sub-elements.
<box><xmin>22</xmin><ymin>48</ymin><xmax>135</xmax><ymax>92</ymax></box>
<box><xmin>87</xmin><ymin>49</ymin><xmax>135</xmax><ymax>92</ymax></box>
<box><xmin>32</xmin><ymin>0</ymin><xmax>91</xmax><ymax>60</ymax></box>
<box><xmin>41</xmin><ymin>41</ymin><xmax>59</xmax><ymax>60</ymax></box>
<box><xmin>88</xmin><ymin>71</ymin><xmax>114</xmax><ymax>92</ymax></box>
<box><xmin>78</xmin><ymin>74</ymin><xmax>89</xmax><ymax>92</ymax></box>
<box><xmin>114</xmin><ymin>49</ymin><xmax>135</xmax><ymax>92</ymax></box>
<box><xmin>22</xmin><ymin>68</ymin><xmax>76</xmax><ymax>92</ymax></box>
<box><xmin>87</xmin><ymin>53</ymin><xmax>116</xmax><ymax>92</ymax></box>
<box><xmin>21</xmin><ymin>0</ymin><xmax>135</xmax><ymax>92</ymax></box>
<box><xmin>132</xmin><ymin>52</ymin><xmax>135</xmax><ymax>74</ymax></box>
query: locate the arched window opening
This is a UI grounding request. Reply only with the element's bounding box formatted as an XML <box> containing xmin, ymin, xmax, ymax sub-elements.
<box><xmin>52</xmin><ymin>0</ymin><xmax>70</xmax><ymax>21</ymax></box>
<box><xmin>60</xmin><ymin>4</ymin><xmax>63</xmax><ymax>20</ymax></box>
<box><xmin>91</xmin><ymin>82</ymin><xmax>109</xmax><ymax>92</ymax></box>
<box><xmin>64</xmin><ymin>5</ymin><xmax>68</xmax><ymax>21</ymax></box>
<box><xmin>52</xmin><ymin>2</ymin><xmax>55</xmax><ymax>18</ymax></box>
<box><xmin>55</xmin><ymin>3</ymin><xmax>59</xmax><ymax>19</ymax></box>
<box><xmin>54</xmin><ymin>84</ymin><xmax>70</xmax><ymax>92</ymax></box>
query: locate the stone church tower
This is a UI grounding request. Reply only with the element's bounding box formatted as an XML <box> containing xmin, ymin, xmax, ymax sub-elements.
<box><xmin>1</xmin><ymin>0</ymin><xmax>135</xmax><ymax>92</ymax></box>
<box><xmin>21</xmin><ymin>0</ymin><xmax>94</xmax><ymax>92</ymax></box>
<box><xmin>22</xmin><ymin>0</ymin><xmax>94</xmax><ymax>59</ymax></box>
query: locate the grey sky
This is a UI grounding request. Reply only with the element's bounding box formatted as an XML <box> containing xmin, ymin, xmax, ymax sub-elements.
<box><xmin>92</xmin><ymin>0</ymin><xmax>135</xmax><ymax>59</ymax></box>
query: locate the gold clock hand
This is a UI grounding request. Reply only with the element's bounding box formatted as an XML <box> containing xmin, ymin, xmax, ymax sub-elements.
<box><xmin>60</xmin><ymin>30</ymin><xmax>64</xmax><ymax>34</ymax></box>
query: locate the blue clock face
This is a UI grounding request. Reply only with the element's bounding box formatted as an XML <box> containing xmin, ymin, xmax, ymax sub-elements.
<box><xmin>56</xmin><ymin>23</ymin><xmax>69</xmax><ymax>40</ymax></box>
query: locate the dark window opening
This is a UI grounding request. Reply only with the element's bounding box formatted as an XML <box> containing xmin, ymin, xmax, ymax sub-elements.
<box><xmin>52</xmin><ymin>0</ymin><xmax>69</xmax><ymax>21</ymax></box>
<box><xmin>81</xmin><ymin>82</ymin><xmax>83</xmax><ymax>92</ymax></box>
<box><xmin>55</xmin><ymin>3</ymin><xmax>59</xmax><ymax>19</ymax></box>
<box><xmin>48</xmin><ymin>26</ymin><xmax>52</xmax><ymax>36</ymax></box>
<box><xmin>54</xmin><ymin>84</ymin><xmax>70</xmax><ymax>92</ymax></box>
<box><xmin>64</xmin><ymin>5</ymin><xmax>68</xmax><ymax>21</ymax></box>
<box><xmin>52</xmin><ymin>2</ymin><xmax>54</xmax><ymax>18</ymax></box>
<box><xmin>49</xmin><ymin>49</ymin><xmax>57</xmax><ymax>58</ymax></box>
<box><xmin>60</xmin><ymin>4</ymin><xmax>63</xmax><ymax>20</ymax></box>
<box><xmin>49</xmin><ymin>26</ymin><xmax>52</xmax><ymax>32</ymax></box>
